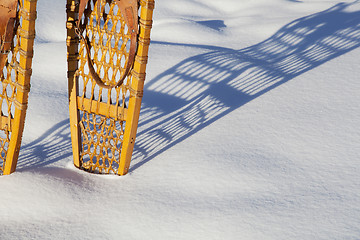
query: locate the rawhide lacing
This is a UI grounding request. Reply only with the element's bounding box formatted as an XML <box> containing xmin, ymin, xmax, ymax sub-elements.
<box><xmin>75</xmin><ymin>0</ymin><xmax>138</xmax><ymax>89</ymax></box>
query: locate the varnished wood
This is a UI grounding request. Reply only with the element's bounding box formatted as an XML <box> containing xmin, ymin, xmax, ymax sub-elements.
<box><xmin>118</xmin><ymin>0</ymin><xmax>155</xmax><ymax>175</ymax></box>
<box><xmin>2</xmin><ymin>0</ymin><xmax>38</xmax><ymax>175</ymax></box>
<box><xmin>67</xmin><ymin>0</ymin><xmax>155</xmax><ymax>175</ymax></box>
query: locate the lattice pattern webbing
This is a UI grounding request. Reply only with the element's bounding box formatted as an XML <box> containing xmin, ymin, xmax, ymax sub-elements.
<box><xmin>67</xmin><ymin>0</ymin><xmax>154</xmax><ymax>175</ymax></box>
<box><xmin>79</xmin><ymin>0</ymin><xmax>134</xmax><ymax>88</ymax></box>
<box><xmin>79</xmin><ymin>112</ymin><xmax>124</xmax><ymax>173</ymax></box>
<box><xmin>0</xmin><ymin>132</ymin><xmax>10</xmax><ymax>173</ymax></box>
<box><xmin>76</xmin><ymin>0</ymin><xmax>134</xmax><ymax>173</ymax></box>
<box><xmin>0</xmin><ymin>0</ymin><xmax>28</xmax><ymax>175</ymax></box>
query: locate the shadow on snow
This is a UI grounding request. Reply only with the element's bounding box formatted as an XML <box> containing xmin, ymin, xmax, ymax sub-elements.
<box><xmin>131</xmin><ymin>2</ymin><xmax>360</xmax><ymax>171</ymax></box>
<box><xmin>17</xmin><ymin>119</ymin><xmax>72</xmax><ymax>171</ymax></box>
<box><xmin>17</xmin><ymin>2</ymin><xmax>360</xmax><ymax>172</ymax></box>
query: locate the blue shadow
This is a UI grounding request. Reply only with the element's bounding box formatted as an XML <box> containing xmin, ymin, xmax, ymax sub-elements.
<box><xmin>17</xmin><ymin>119</ymin><xmax>72</xmax><ymax>171</ymax></box>
<box><xmin>131</xmin><ymin>2</ymin><xmax>360</xmax><ymax>171</ymax></box>
<box><xmin>15</xmin><ymin>2</ymin><xmax>360</xmax><ymax>173</ymax></box>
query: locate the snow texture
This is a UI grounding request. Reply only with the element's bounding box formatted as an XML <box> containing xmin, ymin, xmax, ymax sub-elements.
<box><xmin>1</xmin><ymin>0</ymin><xmax>360</xmax><ymax>239</ymax></box>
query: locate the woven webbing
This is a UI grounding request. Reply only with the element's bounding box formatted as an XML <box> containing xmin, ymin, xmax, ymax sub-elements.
<box><xmin>76</xmin><ymin>0</ymin><xmax>134</xmax><ymax>174</ymax></box>
<box><xmin>75</xmin><ymin>0</ymin><xmax>138</xmax><ymax>88</ymax></box>
<box><xmin>0</xmin><ymin>0</ymin><xmax>25</xmax><ymax>174</ymax></box>
<box><xmin>79</xmin><ymin>112</ymin><xmax>124</xmax><ymax>173</ymax></box>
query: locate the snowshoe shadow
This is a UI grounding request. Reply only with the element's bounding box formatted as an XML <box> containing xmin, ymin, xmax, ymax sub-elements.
<box><xmin>17</xmin><ymin>119</ymin><xmax>72</xmax><ymax>171</ymax></box>
<box><xmin>131</xmin><ymin>2</ymin><xmax>360</xmax><ymax>171</ymax></box>
<box><xmin>14</xmin><ymin>2</ymin><xmax>360</xmax><ymax>174</ymax></box>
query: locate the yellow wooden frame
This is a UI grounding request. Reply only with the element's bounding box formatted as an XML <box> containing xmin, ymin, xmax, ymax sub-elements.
<box><xmin>66</xmin><ymin>0</ymin><xmax>155</xmax><ymax>175</ymax></box>
<box><xmin>1</xmin><ymin>0</ymin><xmax>37</xmax><ymax>175</ymax></box>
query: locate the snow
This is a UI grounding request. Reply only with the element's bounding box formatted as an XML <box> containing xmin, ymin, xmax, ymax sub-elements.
<box><xmin>1</xmin><ymin>0</ymin><xmax>360</xmax><ymax>239</ymax></box>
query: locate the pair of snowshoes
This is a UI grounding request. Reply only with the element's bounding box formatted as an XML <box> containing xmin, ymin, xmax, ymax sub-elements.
<box><xmin>0</xmin><ymin>0</ymin><xmax>155</xmax><ymax>175</ymax></box>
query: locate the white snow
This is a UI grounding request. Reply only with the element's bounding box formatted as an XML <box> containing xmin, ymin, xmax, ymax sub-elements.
<box><xmin>1</xmin><ymin>0</ymin><xmax>360</xmax><ymax>239</ymax></box>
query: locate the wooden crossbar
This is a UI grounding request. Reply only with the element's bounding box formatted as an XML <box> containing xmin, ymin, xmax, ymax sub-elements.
<box><xmin>77</xmin><ymin>96</ymin><xmax>127</xmax><ymax>120</ymax></box>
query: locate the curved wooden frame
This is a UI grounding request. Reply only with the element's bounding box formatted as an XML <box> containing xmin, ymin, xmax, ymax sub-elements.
<box><xmin>66</xmin><ymin>0</ymin><xmax>154</xmax><ymax>175</ymax></box>
<box><xmin>0</xmin><ymin>0</ymin><xmax>37</xmax><ymax>175</ymax></box>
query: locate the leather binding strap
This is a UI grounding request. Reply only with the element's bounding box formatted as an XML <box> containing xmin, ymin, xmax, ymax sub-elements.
<box><xmin>0</xmin><ymin>0</ymin><xmax>18</xmax><ymax>78</ymax></box>
<box><xmin>76</xmin><ymin>0</ymin><xmax>138</xmax><ymax>89</ymax></box>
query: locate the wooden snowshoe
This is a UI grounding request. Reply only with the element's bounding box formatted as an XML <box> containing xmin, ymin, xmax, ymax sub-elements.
<box><xmin>66</xmin><ymin>0</ymin><xmax>155</xmax><ymax>175</ymax></box>
<box><xmin>0</xmin><ymin>0</ymin><xmax>37</xmax><ymax>175</ymax></box>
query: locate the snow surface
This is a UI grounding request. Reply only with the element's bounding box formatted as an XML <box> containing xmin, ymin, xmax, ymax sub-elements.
<box><xmin>1</xmin><ymin>0</ymin><xmax>360</xmax><ymax>239</ymax></box>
